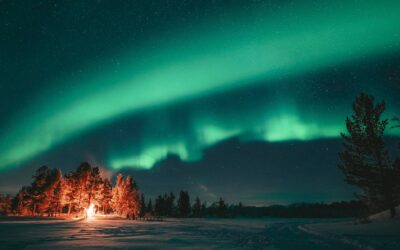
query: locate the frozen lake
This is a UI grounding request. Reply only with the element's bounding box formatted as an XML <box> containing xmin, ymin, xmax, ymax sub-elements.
<box><xmin>0</xmin><ymin>216</ymin><xmax>399</xmax><ymax>249</ymax></box>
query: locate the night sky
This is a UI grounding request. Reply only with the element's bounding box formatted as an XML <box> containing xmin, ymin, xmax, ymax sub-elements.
<box><xmin>1</xmin><ymin>0</ymin><xmax>400</xmax><ymax>205</ymax></box>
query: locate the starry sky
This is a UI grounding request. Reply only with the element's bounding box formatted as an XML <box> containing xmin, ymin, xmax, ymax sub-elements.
<box><xmin>0</xmin><ymin>0</ymin><xmax>400</xmax><ymax>205</ymax></box>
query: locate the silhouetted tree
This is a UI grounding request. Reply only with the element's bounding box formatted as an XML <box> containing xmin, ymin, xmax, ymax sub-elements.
<box><xmin>154</xmin><ymin>195</ymin><xmax>163</xmax><ymax>216</ymax></box>
<box><xmin>200</xmin><ymin>201</ymin><xmax>207</xmax><ymax>217</ymax></box>
<box><xmin>339</xmin><ymin>93</ymin><xmax>398</xmax><ymax>217</ymax></box>
<box><xmin>139</xmin><ymin>194</ymin><xmax>146</xmax><ymax>217</ymax></box>
<box><xmin>177</xmin><ymin>191</ymin><xmax>190</xmax><ymax>217</ymax></box>
<box><xmin>147</xmin><ymin>199</ymin><xmax>153</xmax><ymax>215</ymax></box>
<box><xmin>166</xmin><ymin>192</ymin><xmax>175</xmax><ymax>216</ymax></box>
<box><xmin>217</xmin><ymin>197</ymin><xmax>227</xmax><ymax>217</ymax></box>
<box><xmin>192</xmin><ymin>197</ymin><xmax>202</xmax><ymax>217</ymax></box>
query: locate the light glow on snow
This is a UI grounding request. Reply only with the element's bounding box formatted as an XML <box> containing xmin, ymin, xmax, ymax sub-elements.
<box><xmin>86</xmin><ymin>204</ymin><xmax>95</xmax><ymax>220</ymax></box>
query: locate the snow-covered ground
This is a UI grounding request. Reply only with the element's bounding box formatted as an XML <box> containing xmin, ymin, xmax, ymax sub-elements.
<box><xmin>0</xmin><ymin>216</ymin><xmax>399</xmax><ymax>249</ymax></box>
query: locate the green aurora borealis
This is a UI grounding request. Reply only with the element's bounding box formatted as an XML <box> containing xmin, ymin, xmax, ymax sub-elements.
<box><xmin>1</xmin><ymin>0</ymin><xmax>400</xmax><ymax>172</ymax></box>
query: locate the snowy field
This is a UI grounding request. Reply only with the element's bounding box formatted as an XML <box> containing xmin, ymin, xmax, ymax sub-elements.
<box><xmin>0</xmin><ymin>216</ymin><xmax>399</xmax><ymax>250</ymax></box>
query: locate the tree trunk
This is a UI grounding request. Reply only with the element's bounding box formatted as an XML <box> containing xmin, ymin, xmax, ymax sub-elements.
<box><xmin>67</xmin><ymin>203</ymin><xmax>72</xmax><ymax>215</ymax></box>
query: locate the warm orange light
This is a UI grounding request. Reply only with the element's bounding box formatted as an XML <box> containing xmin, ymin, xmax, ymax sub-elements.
<box><xmin>86</xmin><ymin>204</ymin><xmax>95</xmax><ymax>219</ymax></box>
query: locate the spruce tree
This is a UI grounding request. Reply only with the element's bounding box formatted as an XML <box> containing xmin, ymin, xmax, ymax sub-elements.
<box><xmin>139</xmin><ymin>194</ymin><xmax>146</xmax><ymax>217</ymax></box>
<box><xmin>147</xmin><ymin>199</ymin><xmax>153</xmax><ymax>215</ymax></box>
<box><xmin>100</xmin><ymin>178</ymin><xmax>113</xmax><ymax>214</ymax></box>
<box><xmin>217</xmin><ymin>197</ymin><xmax>226</xmax><ymax>217</ymax></box>
<box><xmin>339</xmin><ymin>93</ymin><xmax>397</xmax><ymax>216</ymax></box>
<box><xmin>192</xmin><ymin>197</ymin><xmax>201</xmax><ymax>217</ymax></box>
<box><xmin>177</xmin><ymin>191</ymin><xmax>191</xmax><ymax>217</ymax></box>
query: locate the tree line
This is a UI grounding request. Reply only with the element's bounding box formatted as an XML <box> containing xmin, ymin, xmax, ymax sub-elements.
<box><xmin>137</xmin><ymin>191</ymin><xmax>227</xmax><ymax>218</ymax></box>
<box><xmin>136</xmin><ymin>192</ymin><xmax>365</xmax><ymax>219</ymax></box>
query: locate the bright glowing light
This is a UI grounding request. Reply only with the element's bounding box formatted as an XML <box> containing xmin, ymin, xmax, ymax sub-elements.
<box><xmin>86</xmin><ymin>204</ymin><xmax>95</xmax><ymax>220</ymax></box>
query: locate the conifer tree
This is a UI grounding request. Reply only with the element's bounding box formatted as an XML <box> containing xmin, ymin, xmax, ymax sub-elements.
<box><xmin>74</xmin><ymin>163</ymin><xmax>91</xmax><ymax>214</ymax></box>
<box><xmin>125</xmin><ymin>176</ymin><xmax>140</xmax><ymax>219</ymax></box>
<box><xmin>339</xmin><ymin>93</ymin><xmax>398</xmax><ymax>216</ymax></box>
<box><xmin>31</xmin><ymin>166</ymin><xmax>51</xmax><ymax>215</ymax></box>
<box><xmin>15</xmin><ymin>186</ymin><xmax>31</xmax><ymax>215</ymax></box>
<box><xmin>217</xmin><ymin>197</ymin><xmax>227</xmax><ymax>217</ymax></box>
<box><xmin>65</xmin><ymin>172</ymin><xmax>79</xmax><ymax>215</ymax></box>
<box><xmin>47</xmin><ymin>169</ymin><xmax>64</xmax><ymax>216</ymax></box>
<box><xmin>139</xmin><ymin>194</ymin><xmax>146</xmax><ymax>217</ymax></box>
<box><xmin>177</xmin><ymin>190</ymin><xmax>191</xmax><ymax>217</ymax></box>
<box><xmin>192</xmin><ymin>197</ymin><xmax>202</xmax><ymax>217</ymax></box>
<box><xmin>147</xmin><ymin>199</ymin><xmax>153</xmax><ymax>215</ymax></box>
<box><xmin>0</xmin><ymin>194</ymin><xmax>12</xmax><ymax>215</ymax></box>
<box><xmin>112</xmin><ymin>173</ymin><xmax>124</xmax><ymax>215</ymax></box>
<box><xmin>100</xmin><ymin>178</ymin><xmax>113</xmax><ymax>214</ymax></box>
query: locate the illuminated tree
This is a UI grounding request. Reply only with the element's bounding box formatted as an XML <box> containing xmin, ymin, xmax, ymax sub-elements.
<box><xmin>30</xmin><ymin>166</ymin><xmax>52</xmax><ymax>215</ymax></box>
<box><xmin>99</xmin><ymin>178</ymin><xmax>113</xmax><ymax>214</ymax></box>
<box><xmin>46</xmin><ymin>169</ymin><xmax>64</xmax><ymax>216</ymax></box>
<box><xmin>65</xmin><ymin>172</ymin><xmax>79</xmax><ymax>215</ymax></box>
<box><xmin>125</xmin><ymin>176</ymin><xmax>139</xmax><ymax>219</ymax></box>
<box><xmin>14</xmin><ymin>187</ymin><xmax>31</xmax><ymax>215</ymax></box>
<box><xmin>0</xmin><ymin>194</ymin><xmax>12</xmax><ymax>215</ymax></box>
<box><xmin>75</xmin><ymin>162</ymin><xmax>92</xmax><ymax>213</ymax></box>
<box><xmin>112</xmin><ymin>173</ymin><xmax>123</xmax><ymax>215</ymax></box>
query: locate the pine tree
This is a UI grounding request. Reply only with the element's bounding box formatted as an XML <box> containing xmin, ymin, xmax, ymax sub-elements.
<box><xmin>147</xmin><ymin>199</ymin><xmax>153</xmax><ymax>215</ymax></box>
<box><xmin>154</xmin><ymin>195</ymin><xmax>163</xmax><ymax>216</ymax></box>
<box><xmin>217</xmin><ymin>197</ymin><xmax>226</xmax><ymax>217</ymax></box>
<box><xmin>177</xmin><ymin>190</ymin><xmax>190</xmax><ymax>217</ymax></box>
<box><xmin>139</xmin><ymin>194</ymin><xmax>146</xmax><ymax>217</ymax></box>
<box><xmin>200</xmin><ymin>201</ymin><xmax>207</xmax><ymax>217</ymax></box>
<box><xmin>30</xmin><ymin>166</ymin><xmax>51</xmax><ymax>215</ymax></box>
<box><xmin>339</xmin><ymin>93</ymin><xmax>398</xmax><ymax>216</ymax></box>
<box><xmin>112</xmin><ymin>173</ymin><xmax>124</xmax><ymax>215</ymax></box>
<box><xmin>14</xmin><ymin>186</ymin><xmax>31</xmax><ymax>215</ymax></box>
<box><xmin>73</xmin><ymin>163</ymin><xmax>92</xmax><ymax>214</ymax></box>
<box><xmin>87</xmin><ymin>167</ymin><xmax>103</xmax><ymax>208</ymax></box>
<box><xmin>100</xmin><ymin>178</ymin><xmax>113</xmax><ymax>214</ymax></box>
<box><xmin>47</xmin><ymin>169</ymin><xmax>64</xmax><ymax>216</ymax></box>
<box><xmin>166</xmin><ymin>192</ymin><xmax>175</xmax><ymax>216</ymax></box>
<box><xmin>65</xmin><ymin>172</ymin><xmax>79</xmax><ymax>215</ymax></box>
<box><xmin>0</xmin><ymin>194</ymin><xmax>12</xmax><ymax>215</ymax></box>
<box><xmin>192</xmin><ymin>197</ymin><xmax>201</xmax><ymax>217</ymax></box>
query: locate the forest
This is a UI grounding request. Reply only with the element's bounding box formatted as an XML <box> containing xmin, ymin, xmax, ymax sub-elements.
<box><xmin>0</xmin><ymin>162</ymin><xmax>139</xmax><ymax>219</ymax></box>
<box><xmin>0</xmin><ymin>162</ymin><xmax>366</xmax><ymax>219</ymax></box>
